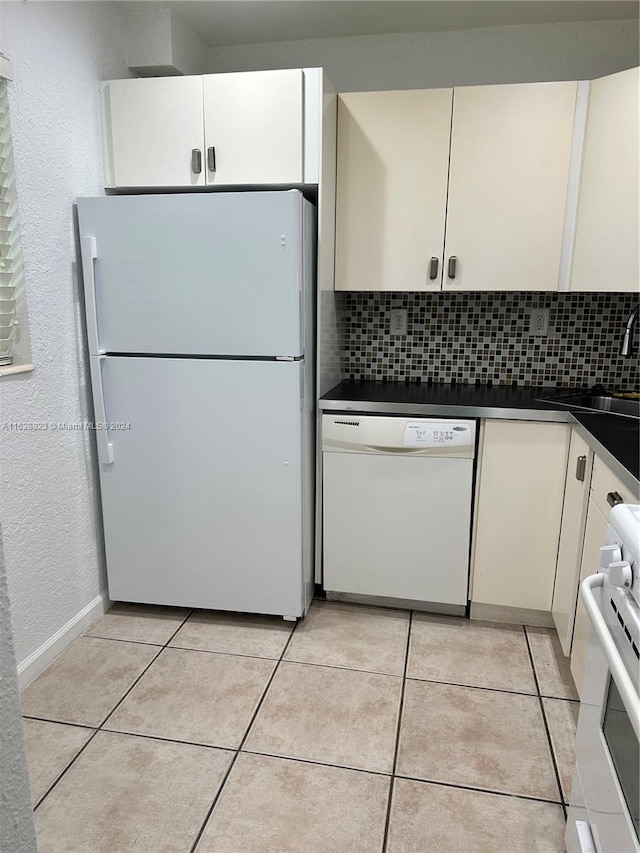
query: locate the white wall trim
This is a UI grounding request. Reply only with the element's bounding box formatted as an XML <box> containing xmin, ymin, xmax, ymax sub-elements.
<box><xmin>0</xmin><ymin>363</ymin><xmax>34</xmax><ymax>378</ymax></box>
<box><xmin>17</xmin><ymin>590</ymin><xmax>111</xmax><ymax>690</ymax></box>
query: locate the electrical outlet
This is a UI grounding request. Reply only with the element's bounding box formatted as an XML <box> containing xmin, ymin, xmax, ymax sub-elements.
<box><xmin>528</xmin><ymin>308</ymin><xmax>549</xmax><ymax>337</ymax></box>
<box><xmin>390</xmin><ymin>309</ymin><xmax>408</xmax><ymax>336</ymax></box>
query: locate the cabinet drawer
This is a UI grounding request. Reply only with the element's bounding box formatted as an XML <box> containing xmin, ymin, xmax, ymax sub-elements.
<box><xmin>590</xmin><ymin>455</ymin><xmax>638</xmax><ymax>518</ymax></box>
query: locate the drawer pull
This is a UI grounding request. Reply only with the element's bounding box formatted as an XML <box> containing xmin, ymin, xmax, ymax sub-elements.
<box><xmin>607</xmin><ymin>491</ymin><xmax>624</xmax><ymax>507</ymax></box>
<box><xmin>575</xmin><ymin>455</ymin><xmax>587</xmax><ymax>482</ymax></box>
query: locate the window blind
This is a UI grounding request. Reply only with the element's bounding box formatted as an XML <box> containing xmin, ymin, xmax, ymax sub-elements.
<box><xmin>0</xmin><ymin>77</ymin><xmax>24</xmax><ymax>366</ymax></box>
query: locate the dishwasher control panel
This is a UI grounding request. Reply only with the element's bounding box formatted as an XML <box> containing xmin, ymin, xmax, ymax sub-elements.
<box><xmin>403</xmin><ymin>422</ymin><xmax>472</xmax><ymax>448</ymax></box>
<box><xmin>322</xmin><ymin>415</ymin><xmax>476</xmax><ymax>458</ymax></box>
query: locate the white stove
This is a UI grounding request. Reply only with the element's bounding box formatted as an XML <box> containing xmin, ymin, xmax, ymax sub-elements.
<box><xmin>567</xmin><ymin>503</ymin><xmax>640</xmax><ymax>853</ymax></box>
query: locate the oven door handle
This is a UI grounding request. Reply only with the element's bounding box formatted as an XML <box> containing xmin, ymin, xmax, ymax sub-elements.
<box><xmin>581</xmin><ymin>573</ymin><xmax>640</xmax><ymax>740</ymax></box>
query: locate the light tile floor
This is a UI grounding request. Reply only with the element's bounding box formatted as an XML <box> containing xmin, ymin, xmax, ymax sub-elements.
<box><xmin>22</xmin><ymin>601</ymin><xmax>579</xmax><ymax>853</ymax></box>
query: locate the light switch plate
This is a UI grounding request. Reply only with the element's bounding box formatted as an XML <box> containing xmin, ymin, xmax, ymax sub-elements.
<box><xmin>528</xmin><ymin>308</ymin><xmax>549</xmax><ymax>337</ymax></box>
<box><xmin>390</xmin><ymin>308</ymin><xmax>408</xmax><ymax>336</ymax></box>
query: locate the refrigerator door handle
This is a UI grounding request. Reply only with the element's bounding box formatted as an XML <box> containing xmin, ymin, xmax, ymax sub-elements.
<box><xmin>90</xmin><ymin>356</ymin><xmax>114</xmax><ymax>465</ymax></box>
<box><xmin>80</xmin><ymin>236</ymin><xmax>104</xmax><ymax>355</ymax></box>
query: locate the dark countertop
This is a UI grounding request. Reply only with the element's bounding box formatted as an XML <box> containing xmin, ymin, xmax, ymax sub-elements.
<box><xmin>320</xmin><ymin>380</ymin><xmax>566</xmax><ymax>413</ymax></box>
<box><xmin>320</xmin><ymin>380</ymin><xmax>640</xmax><ymax>489</ymax></box>
<box><xmin>571</xmin><ymin>412</ymin><xmax>639</xmax><ymax>485</ymax></box>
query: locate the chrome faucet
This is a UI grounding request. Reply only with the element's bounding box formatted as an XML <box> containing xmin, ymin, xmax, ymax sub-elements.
<box><xmin>620</xmin><ymin>304</ymin><xmax>639</xmax><ymax>357</ymax></box>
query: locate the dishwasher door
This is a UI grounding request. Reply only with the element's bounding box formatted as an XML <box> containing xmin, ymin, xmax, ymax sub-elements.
<box><xmin>322</xmin><ymin>415</ymin><xmax>476</xmax><ymax>614</ymax></box>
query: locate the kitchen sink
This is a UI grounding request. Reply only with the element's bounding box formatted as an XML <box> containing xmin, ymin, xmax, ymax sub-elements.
<box><xmin>541</xmin><ymin>393</ymin><xmax>640</xmax><ymax>418</ymax></box>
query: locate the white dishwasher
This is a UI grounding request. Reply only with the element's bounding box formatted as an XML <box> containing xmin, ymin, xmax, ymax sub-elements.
<box><xmin>322</xmin><ymin>414</ymin><xmax>477</xmax><ymax>615</ymax></box>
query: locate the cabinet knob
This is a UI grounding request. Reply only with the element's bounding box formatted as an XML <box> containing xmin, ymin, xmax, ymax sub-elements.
<box><xmin>575</xmin><ymin>455</ymin><xmax>587</xmax><ymax>481</ymax></box>
<box><xmin>447</xmin><ymin>256</ymin><xmax>457</xmax><ymax>279</ymax></box>
<box><xmin>207</xmin><ymin>147</ymin><xmax>217</xmax><ymax>173</ymax></box>
<box><xmin>607</xmin><ymin>491</ymin><xmax>624</xmax><ymax>507</ymax></box>
<box><xmin>428</xmin><ymin>257</ymin><xmax>439</xmax><ymax>281</ymax></box>
<box><xmin>191</xmin><ymin>149</ymin><xmax>202</xmax><ymax>174</ymax></box>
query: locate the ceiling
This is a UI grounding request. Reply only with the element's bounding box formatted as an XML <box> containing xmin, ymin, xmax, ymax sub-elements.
<box><xmin>121</xmin><ymin>1</ymin><xmax>640</xmax><ymax>48</ymax></box>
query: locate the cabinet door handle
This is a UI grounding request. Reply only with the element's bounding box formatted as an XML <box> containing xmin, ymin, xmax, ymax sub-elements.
<box><xmin>575</xmin><ymin>455</ymin><xmax>587</xmax><ymax>482</ymax></box>
<box><xmin>607</xmin><ymin>491</ymin><xmax>624</xmax><ymax>507</ymax></box>
<box><xmin>191</xmin><ymin>148</ymin><xmax>202</xmax><ymax>174</ymax></box>
<box><xmin>429</xmin><ymin>257</ymin><xmax>439</xmax><ymax>281</ymax></box>
<box><xmin>207</xmin><ymin>146</ymin><xmax>217</xmax><ymax>172</ymax></box>
<box><xmin>447</xmin><ymin>256</ymin><xmax>457</xmax><ymax>279</ymax></box>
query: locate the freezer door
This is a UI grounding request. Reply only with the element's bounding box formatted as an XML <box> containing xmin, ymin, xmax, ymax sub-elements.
<box><xmin>77</xmin><ymin>191</ymin><xmax>305</xmax><ymax>357</ymax></box>
<box><xmin>93</xmin><ymin>356</ymin><xmax>306</xmax><ymax>617</ymax></box>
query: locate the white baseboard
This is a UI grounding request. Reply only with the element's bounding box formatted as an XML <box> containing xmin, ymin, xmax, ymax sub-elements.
<box><xmin>18</xmin><ymin>590</ymin><xmax>111</xmax><ymax>691</ymax></box>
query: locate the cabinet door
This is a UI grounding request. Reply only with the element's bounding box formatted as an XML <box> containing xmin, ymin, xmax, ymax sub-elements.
<box><xmin>203</xmin><ymin>70</ymin><xmax>304</xmax><ymax>185</ymax></box>
<box><xmin>571</xmin><ymin>68</ymin><xmax>639</xmax><ymax>292</ymax></box>
<box><xmin>102</xmin><ymin>77</ymin><xmax>205</xmax><ymax>188</ymax></box>
<box><xmin>443</xmin><ymin>82</ymin><xmax>577</xmax><ymax>291</ymax></box>
<box><xmin>334</xmin><ymin>89</ymin><xmax>452</xmax><ymax>291</ymax></box>
<box><xmin>570</xmin><ymin>497</ymin><xmax>608</xmax><ymax>698</ymax></box>
<box><xmin>472</xmin><ymin>420</ymin><xmax>570</xmax><ymax>613</ymax></box>
<box><xmin>589</xmin><ymin>453</ymin><xmax>639</xmax><ymax>518</ymax></box>
<box><xmin>552</xmin><ymin>431</ymin><xmax>593</xmax><ymax>655</ymax></box>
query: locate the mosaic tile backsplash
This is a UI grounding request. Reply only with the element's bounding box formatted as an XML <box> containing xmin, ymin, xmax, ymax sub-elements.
<box><xmin>338</xmin><ymin>291</ymin><xmax>639</xmax><ymax>389</ymax></box>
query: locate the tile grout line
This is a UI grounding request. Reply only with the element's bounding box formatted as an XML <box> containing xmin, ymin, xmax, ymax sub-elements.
<box><xmin>32</xmin><ymin>727</ymin><xmax>101</xmax><ymax>812</ymax></box>
<box><xmin>82</xmin><ymin>635</ymin><xmax>166</xmax><ymax>648</ymax></box>
<box><xmin>187</xmin><ymin>619</ymin><xmax>300</xmax><ymax>853</ymax></box>
<box><xmin>22</xmin><ymin>715</ymin><xmax>99</xmax><ymax>731</ymax></box>
<box><xmin>404</xmin><ymin>674</ymin><xmax>539</xmax><ymax>698</ymax></box>
<box><xmin>95</xmin><ymin>608</ymin><xmax>196</xmax><ymax>729</ymax></box>
<box><xmin>238</xmin><ymin>748</ymin><xmax>392</xmax><ymax>778</ymax></box>
<box><xmin>394</xmin><ymin>772</ymin><xmax>565</xmax><ymax>807</ymax></box>
<box><xmin>522</xmin><ymin>626</ymin><xmax>568</xmax><ymax>817</ymax></box>
<box><xmin>381</xmin><ymin>610</ymin><xmax>413</xmax><ymax>853</ymax></box>
<box><xmin>32</xmin><ymin>608</ymin><xmax>195</xmax><ymax>812</ymax></box>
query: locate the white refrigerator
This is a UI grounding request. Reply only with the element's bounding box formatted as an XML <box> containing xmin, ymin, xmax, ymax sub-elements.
<box><xmin>77</xmin><ymin>190</ymin><xmax>316</xmax><ymax>620</ymax></box>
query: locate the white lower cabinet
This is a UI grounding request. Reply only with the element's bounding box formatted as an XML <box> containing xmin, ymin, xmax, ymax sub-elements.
<box><xmin>569</xmin><ymin>495</ymin><xmax>608</xmax><ymax>697</ymax></box>
<box><xmin>551</xmin><ymin>430</ymin><xmax>593</xmax><ymax>655</ymax></box>
<box><xmin>471</xmin><ymin>420</ymin><xmax>570</xmax><ymax>620</ymax></box>
<box><xmin>569</xmin><ymin>454</ymin><xmax>639</xmax><ymax>696</ymax></box>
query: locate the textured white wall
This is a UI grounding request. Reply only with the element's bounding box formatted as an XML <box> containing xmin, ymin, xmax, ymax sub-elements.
<box><xmin>0</xmin><ymin>529</ymin><xmax>37</xmax><ymax>853</ymax></box>
<box><xmin>0</xmin><ymin>1</ymin><xmax>131</xmax><ymax>664</ymax></box>
<box><xmin>168</xmin><ymin>9</ymin><xmax>209</xmax><ymax>76</ymax></box>
<box><xmin>126</xmin><ymin>7</ymin><xmax>208</xmax><ymax>76</ymax></box>
<box><xmin>209</xmin><ymin>19</ymin><xmax>639</xmax><ymax>89</ymax></box>
<box><xmin>126</xmin><ymin>7</ymin><xmax>174</xmax><ymax>74</ymax></box>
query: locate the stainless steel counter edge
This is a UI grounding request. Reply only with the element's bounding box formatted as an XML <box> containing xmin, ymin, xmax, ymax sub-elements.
<box><xmin>319</xmin><ymin>398</ymin><xmax>639</xmax><ymax>496</ymax></box>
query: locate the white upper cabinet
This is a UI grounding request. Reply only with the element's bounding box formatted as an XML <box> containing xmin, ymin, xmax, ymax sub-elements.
<box><xmin>102</xmin><ymin>69</ymin><xmax>320</xmax><ymax>189</ymax></box>
<box><xmin>570</xmin><ymin>67</ymin><xmax>639</xmax><ymax>292</ymax></box>
<box><xmin>102</xmin><ymin>76</ymin><xmax>206</xmax><ymax>188</ymax></box>
<box><xmin>444</xmin><ymin>82</ymin><xmax>577</xmax><ymax>291</ymax></box>
<box><xmin>334</xmin><ymin>81</ymin><xmax>578</xmax><ymax>291</ymax></box>
<box><xmin>335</xmin><ymin>89</ymin><xmax>452</xmax><ymax>291</ymax></box>
<box><xmin>203</xmin><ymin>70</ymin><xmax>304</xmax><ymax>186</ymax></box>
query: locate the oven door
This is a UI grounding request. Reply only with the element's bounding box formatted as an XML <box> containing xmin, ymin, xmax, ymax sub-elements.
<box><xmin>566</xmin><ymin>578</ymin><xmax>640</xmax><ymax>853</ymax></box>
